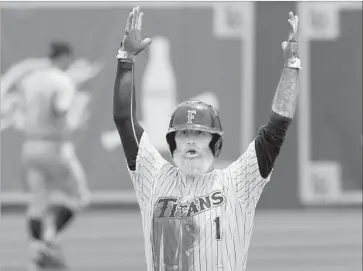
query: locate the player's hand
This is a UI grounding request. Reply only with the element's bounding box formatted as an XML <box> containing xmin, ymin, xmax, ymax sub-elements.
<box><xmin>281</xmin><ymin>11</ymin><xmax>299</xmax><ymax>60</ymax></box>
<box><xmin>121</xmin><ymin>6</ymin><xmax>152</xmax><ymax>55</ymax></box>
<box><xmin>287</xmin><ymin>11</ymin><xmax>298</xmax><ymax>42</ymax></box>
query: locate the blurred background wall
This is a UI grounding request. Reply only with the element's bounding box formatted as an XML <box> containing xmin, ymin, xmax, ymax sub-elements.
<box><xmin>1</xmin><ymin>1</ymin><xmax>361</xmax><ymax>209</ymax></box>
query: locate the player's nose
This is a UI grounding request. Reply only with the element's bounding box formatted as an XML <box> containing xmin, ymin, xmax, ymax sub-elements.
<box><xmin>186</xmin><ymin>140</ymin><xmax>197</xmax><ymax>147</ymax></box>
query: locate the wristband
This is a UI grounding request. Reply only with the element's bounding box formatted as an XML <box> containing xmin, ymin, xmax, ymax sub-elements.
<box><xmin>284</xmin><ymin>58</ymin><xmax>301</xmax><ymax>69</ymax></box>
<box><xmin>116</xmin><ymin>49</ymin><xmax>135</xmax><ymax>63</ymax></box>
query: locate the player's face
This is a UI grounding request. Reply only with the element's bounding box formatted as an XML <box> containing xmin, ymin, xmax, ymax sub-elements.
<box><xmin>173</xmin><ymin>130</ymin><xmax>215</xmax><ymax>176</ymax></box>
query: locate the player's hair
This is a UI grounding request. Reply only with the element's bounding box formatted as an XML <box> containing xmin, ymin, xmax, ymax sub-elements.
<box><xmin>49</xmin><ymin>41</ymin><xmax>73</xmax><ymax>60</ymax></box>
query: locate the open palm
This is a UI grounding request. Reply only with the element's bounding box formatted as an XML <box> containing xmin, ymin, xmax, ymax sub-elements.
<box><xmin>122</xmin><ymin>6</ymin><xmax>152</xmax><ymax>55</ymax></box>
<box><xmin>282</xmin><ymin>11</ymin><xmax>299</xmax><ymax>60</ymax></box>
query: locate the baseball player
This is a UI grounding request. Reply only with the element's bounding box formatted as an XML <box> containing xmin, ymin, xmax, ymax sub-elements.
<box><xmin>1</xmin><ymin>42</ymin><xmax>91</xmax><ymax>269</ymax></box>
<box><xmin>113</xmin><ymin>7</ymin><xmax>300</xmax><ymax>271</ymax></box>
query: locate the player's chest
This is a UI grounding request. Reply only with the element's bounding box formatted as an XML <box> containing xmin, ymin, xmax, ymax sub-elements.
<box><xmin>151</xmin><ymin>172</ymin><xmax>230</xmax><ymax>219</ymax></box>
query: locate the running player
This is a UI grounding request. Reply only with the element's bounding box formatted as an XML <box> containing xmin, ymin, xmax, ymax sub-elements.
<box><xmin>1</xmin><ymin>41</ymin><xmax>91</xmax><ymax>269</ymax></box>
<box><xmin>113</xmin><ymin>7</ymin><xmax>300</xmax><ymax>271</ymax></box>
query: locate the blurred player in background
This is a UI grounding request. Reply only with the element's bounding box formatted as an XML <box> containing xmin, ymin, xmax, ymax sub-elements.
<box><xmin>113</xmin><ymin>7</ymin><xmax>301</xmax><ymax>271</ymax></box>
<box><xmin>1</xmin><ymin>41</ymin><xmax>95</xmax><ymax>269</ymax></box>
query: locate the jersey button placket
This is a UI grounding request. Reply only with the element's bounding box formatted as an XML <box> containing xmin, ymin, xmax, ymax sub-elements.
<box><xmin>184</xmin><ymin>224</ymin><xmax>191</xmax><ymax>232</ymax></box>
<box><xmin>183</xmin><ymin>217</ymin><xmax>196</xmax><ymax>258</ymax></box>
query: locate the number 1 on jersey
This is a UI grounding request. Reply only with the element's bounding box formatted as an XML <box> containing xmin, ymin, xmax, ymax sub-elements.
<box><xmin>214</xmin><ymin>216</ymin><xmax>221</xmax><ymax>240</ymax></box>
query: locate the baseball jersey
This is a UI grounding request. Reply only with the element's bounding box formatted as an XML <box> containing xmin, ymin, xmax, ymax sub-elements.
<box><xmin>18</xmin><ymin>67</ymin><xmax>76</xmax><ymax>138</ymax></box>
<box><xmin>128</xmin><ymin>132</ymin><xmax>271</xmax><ymax>271</ymax></box>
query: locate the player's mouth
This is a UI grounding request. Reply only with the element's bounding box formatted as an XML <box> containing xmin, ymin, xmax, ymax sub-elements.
<box><xmin>186</xmin><ymin>149</ymin><xmax>199</xmax><ymax>158</ymax></box>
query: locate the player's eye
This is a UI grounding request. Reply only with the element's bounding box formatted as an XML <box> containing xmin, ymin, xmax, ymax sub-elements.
<box><xmin>193</xmin><ymin>130</ymin><xmax>205</xmax><ymax>137</ymax></box>
<box><xmin>178</xmin><ymin>130</ymin><xmax>188</xmax><ymax>136</ymax></box>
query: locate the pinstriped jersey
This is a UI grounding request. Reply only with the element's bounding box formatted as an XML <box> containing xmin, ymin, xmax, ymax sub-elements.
<box><xmin>128</xmin><ymin>132</ymin><xmax>272</xmax><ymax>271</ymax></box>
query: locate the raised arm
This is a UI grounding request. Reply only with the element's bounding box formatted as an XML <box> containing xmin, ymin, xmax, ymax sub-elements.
<box><xmin>256</xmin><ymin>12</ymin><xmax>301</xmax><ymax>178</ymax></box>
<box><xmin>271</xmin><ymin>12</ymin><xmax>300</xmax><ymax>119</ymax></box>
<box><xmin>229</xmin><ymin>12</ymin><xmax>301</xmax><ymax>209</ymax></box>
<box><xmin>113</xmin><ymin>6</ymin><xmax>152</xmax><ymax>171</ymax></box>
<box><xmin>113</xmin><ymin>58</ymin><xmax>144</xmax><ymax>170</ymax></box>
<box><xmin>113</xmin><ymin>7</ymin><xmax>171</xmax><ymax>209</ymax></box>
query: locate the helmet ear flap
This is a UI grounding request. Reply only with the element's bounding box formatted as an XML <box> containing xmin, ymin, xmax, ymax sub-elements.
<box><xmin>166</xmin><ymin>132</ymin><xmax>176</xmax><ymax>157</ymax></box>
<box><xmin>209</xmin><ymin>134</ymin><xmax>223</xmax><ymax>158</ymax></box>
<box><xmin>214</xmin><ymin>137</ymin><xmax>223</xmax><ymax>157</ymax></box>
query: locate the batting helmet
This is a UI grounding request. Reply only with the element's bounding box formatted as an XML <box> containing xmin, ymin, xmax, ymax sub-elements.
<box><xmin>166</xmin><ymin>101</ymin><xmax>223</xmax><ymax>157</ymax></box>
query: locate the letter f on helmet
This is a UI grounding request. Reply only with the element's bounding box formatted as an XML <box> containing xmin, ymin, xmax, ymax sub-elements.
<box><xmin>187</xmin><ymin>110</ymin><xmax>197</xmax><ymax>124</ymax></box>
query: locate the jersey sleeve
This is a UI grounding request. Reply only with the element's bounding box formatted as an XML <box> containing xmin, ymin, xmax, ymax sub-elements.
<box><xmin>225</xmin><ymin>112</ymin><xmax>291</xmax><ymax>210</ymax></box>
<box><xmin>226</xmin><ymin>139</ymin><xmax>272</xmax><ymax>210</ymax></box>
<box><xmin>127</xmin><ymin>132</ymin><xmax>169</xmax><ymax>209</ymax></box>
